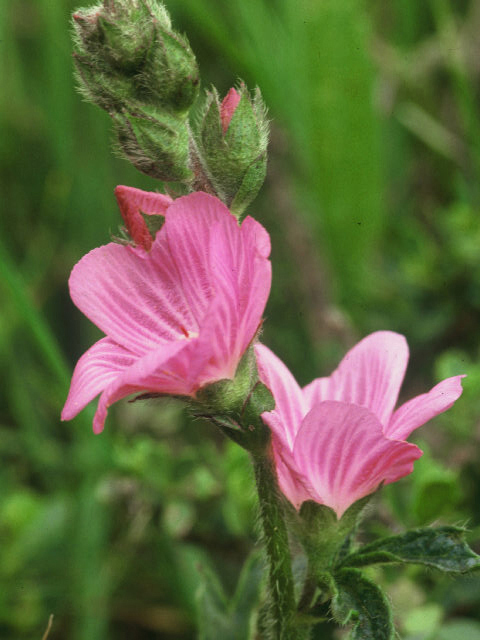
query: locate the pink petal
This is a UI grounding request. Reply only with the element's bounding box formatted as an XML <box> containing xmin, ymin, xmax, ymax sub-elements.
<box><xmin>69</xmin><ymin>241</ymin><xmax>200</xmax><ymax>356</ymax></box>
<box><xmin>386</xmin><ymin>375</ymin><xmax>465</xmax><ymax>441</ymax></box>
<box><xmin>303</xmin><ymin>377</ymin><xmax>330</xmax><ymax>406</ymax></box>
<box><xmin>220</xmin><ymin>88</ymin><xmax>241</xmax><ymax>134</ymax></box>
<box><xmin>164</xmin><ymin>192</ymin><xmax>234</xmax><ymax>323</ymax></box>
<box><xmin>242</xmin><ymin>215</ymin><xmax>271</xmax><ymax>259</ymax></box>
<box><xmin>115</xmin><ymin>185</ymin><xmax>172</xmax><ymax>250</ymax></box>
<box><xmin>92</xmin><ymin>340</ymin><xmax>193</xmax><ymax>434</ymax></box>
<box><xmin>319</xmin><ymin>331</ymin><xmax>409</xmax><ymax>427</ymax></box>
<box><xmin>254</xmin><ymin>344</ymin><xmax>305</xmax><ymax>450</ymax></box>
<box><xmin>62</xmin><ymin>337</ymin><xmax>137</xmax><ymax>421</ymax></box>
<box><xmin>292</xmin><ymin>401</ymin><xmax>422</xmax><ymax>518</ymax></box>
<box><xmin>271</xmin><ymin>441</ymin><xmax>313</xmax><ymax>508</ymax></box>
<box><xmin>192</xmin><ymin>215</ymin><xmax>272</xmax><ymax>385</ymax></box>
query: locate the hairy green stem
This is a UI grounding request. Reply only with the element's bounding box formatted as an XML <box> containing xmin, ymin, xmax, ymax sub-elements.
<box><xmin>252</xmin><ymin>449</ymin><xmax>306</xmax><ymax>639</ymax></box>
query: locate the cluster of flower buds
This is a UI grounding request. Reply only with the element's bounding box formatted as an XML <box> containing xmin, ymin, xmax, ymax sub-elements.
<box><xmin>72</xmin><ymin>0</ymin><xmax>199</xmax><ymax>181</ymax></box>
<box><xmin>73</xmin><ymin>1</ymin><xmax>270</xmax><ymax>215</ymax></box>
<box><xmin>192</xmin><ymin>85</ymin><xmax>269</xmax><ymax>216</ymax></box>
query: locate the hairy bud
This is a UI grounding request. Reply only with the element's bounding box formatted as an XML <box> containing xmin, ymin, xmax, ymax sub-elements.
<box><xmin>192</xmin><ymin>84</ymin><xmax>269</xmax><ymax>217</ymax></box>
<box><xmin>72</xmin><ymin>0</ymin><xmax>199</xmax><ymax>181</ymax></box>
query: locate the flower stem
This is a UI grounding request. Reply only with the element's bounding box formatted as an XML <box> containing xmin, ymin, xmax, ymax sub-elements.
<box><xmin>252</xmin><ymin>449</ymin><xmax>306</xmax><ymax>640</ymax></box>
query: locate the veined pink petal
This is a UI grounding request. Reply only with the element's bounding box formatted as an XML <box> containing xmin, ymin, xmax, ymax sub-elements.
<box><xmin>191</xmin><ymin>215</ymin><xmax>272</xmax><ymax>385</ymax></box>
<box><xmin>271</xmin><ymin>442</ymin><xmax>313</xmax><ymax>508</ymax></box>
<box><xmin>69</xmin><ymin>240</ymin><xmax>199</xmax><ymax>356</ymax></box>
<box><xmin>115</xmin><ymin>185</ymin><xmax>172</xmax><ymax>250</ymax></box>
<box><xmin>92</xmin><ymin>340</ymin><xmax>193</xmax><ymax>434</ymax></box>
<box><xmin>62</xmin><ymin>337</ymin><xmax>137</xmax><ymax>421</ymax></box>
<box><xmin>255</xmin><ymin>343</ymin><xmax>306</xmax><ymax>450</ymax></box>
<box><xmin>220</xmin><ymin>88</ymin><xmax>241</xmax><ymax>134</ymax></box>
<box><xmin>292</xmin><ymin>401</ymin><xmax>423</xmax><ymax>518</ymax></box>
<box><xmin>303</xmin><ymin>377</ymin><xmax>330</xmax><ymax>406</ymax></box>
<box><xmin>386</xmin><ymin>375</ymin><xmax>465</xmax><ymax>441</ymax></box>
<box><xmin>323</xmin><ymin>331</ymin><xmax>409</xmax><ymax>426</ymax></box>
<box><xmin>241</xmin><ymin>215</ymin><xmax>271</xmax><ymax>259</ymax></box>
<box><xmin>164</xmin><ymin>192</ymin><xmax>233</xmax><ymax>323</ymax></box>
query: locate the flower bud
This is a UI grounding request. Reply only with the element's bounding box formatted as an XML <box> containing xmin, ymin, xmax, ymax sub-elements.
<box><xmin>192</xmin><ymin>84</ymin><xmax>269</xmax><ymax>217</ymax></box>
<box><xmin>72</xmin><ymin>0</ymin><xmax>199</xmax><ymax>181</ymax></box>
<box><xmin>112</xmin><ymin>106</ymin><xmax>191</xmax><ymax>181</ymax></box>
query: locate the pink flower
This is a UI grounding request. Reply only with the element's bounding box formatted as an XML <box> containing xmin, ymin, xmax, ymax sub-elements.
<box><xmin>255</xmin><ymin>332</ymin><xmax>464</xmax><ymax>518</ymax></box>
<box><xmin>220</xmin><ymin>88</ymin><xmax>241</xmax><ymax>134</ymax></box>
<box><xmin>62</xmin><ymin>190</ymin><xmax>271</xmax><ymax>434</ymax></box>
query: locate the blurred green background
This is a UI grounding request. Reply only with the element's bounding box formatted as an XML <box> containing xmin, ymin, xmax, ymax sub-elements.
<box><xmin>2</xmin><ymin>0</ymin><xmax>480</xmax><ymax>638</ymax></box>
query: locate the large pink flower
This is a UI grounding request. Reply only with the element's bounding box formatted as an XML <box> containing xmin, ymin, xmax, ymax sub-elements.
<box><xmin>255</xmin><ymin>332</ymin><xmax>464</xmax><ymax>518</ymax></box>
<box><xmin>62</xmin><ymin>189</ymin><xmax>271</xmax><ymax>433</ymax></box>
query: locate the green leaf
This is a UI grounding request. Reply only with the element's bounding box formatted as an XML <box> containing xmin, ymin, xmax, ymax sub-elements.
<box><xmin>196</xmin><ymin>551</ymin><xmax>265</xmax><ymax>640</ymax></box>
<box><xmin>331</xmin><ymin>569</ymin><xmax>395</xmax><ymax>640</ymax></box>
<box><xmin>341</xmin><ymin>526</ymin><xmax>480</xmax><ymax>573</ymax></box>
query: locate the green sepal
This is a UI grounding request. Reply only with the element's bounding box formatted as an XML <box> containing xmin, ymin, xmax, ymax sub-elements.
<box><xmin>96</xmin><ymin>11</ymin><xmax>154</xmax><ymax>72</ymax></box>
<box><xmin>141</xmin><ymin>26</ymin><xmax>199</xmax><ymax>112</ymax></box>
<box><xmin>193</xmin><ymin>347</ymin><xmax>273</xmax><ymax>453</ymax></box>
<box><xmin>224</xmin><ymin>90</ymin><xmax>262</xmax><ymax>161</ymax></box>
<box><xmin>73</xmin><ymin>53</ymin><xmax>136</xmax><ymax>111</ymax></box>
<box><xmin>331</xmin><ymin>569</ymin><xmax>395</xmax><ymax>640</ymax></box>
<box><xmin>113</xmin><ymin>108</ymin><xmax>192</xmax><ymax>181</ymax></box>
<box><xmin>195</xmin><ymin>347</ymin><xmax>257</xmax><ymax>417</ymax></box>
<box><xmin>200</xmin><ymin>90</ymin><xmax>224</xmax><ymax>157</ymax></box>
<box><xmin>298</xmin><ymin>496</ymin><xmax>372</xmax><ymax>574</ymax></box>
<box><xmin>340</xmin><ymin>525</ymin><xmax>480</xmax><ymax>573</ymax></box>
<box><xmin>230</xmin><ymin>153</ymin><xmax>267</xmax><ymax>217</ymax></box>
<box><xmin>242</xmin><ymin>381</ymin><xmax>275</xmax><ymax>424</ymax></box>
<box><xmin>196</xmin><ymin>551</ymin><xmax>265</xmax><ymax>640</ymax></box>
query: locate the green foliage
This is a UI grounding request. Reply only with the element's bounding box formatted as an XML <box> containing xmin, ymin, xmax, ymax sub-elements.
<box><xmin>196</xmin><ymin>551</ymin><xmax>264</xmax><ymax>640</ymax></box>
<box><xmin>342</xmin><ymin>526</ymin><xmax>480</xmax><ymax>573</ymax></box>
<box><xmin>331</xmin><ymin>569</ymin><xmax>395</xmax><ymax>640</ymax></box>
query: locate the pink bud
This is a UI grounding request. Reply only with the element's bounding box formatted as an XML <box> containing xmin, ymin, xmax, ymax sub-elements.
<box><xmin>220</xmin><ymin>88</ymin><xmax>241</xmax><ymax>134</ymax></box>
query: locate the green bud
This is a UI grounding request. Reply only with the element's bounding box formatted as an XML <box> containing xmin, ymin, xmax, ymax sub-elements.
<box><xmin>72</xmin><ymin>0</ymin><xmax>199</xmax><ymax>181</ymax></box>
<box><xmin>112</xmin><ymin>106</ymin><xmax>191</xmax><ymax>181</ymax></box>
<box><xmin>192</xmin><ymin>84</ymin><xmax>269</xmax><ymax>217</ymax></box>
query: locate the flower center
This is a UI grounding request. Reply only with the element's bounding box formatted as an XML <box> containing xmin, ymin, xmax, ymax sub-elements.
<box><xmin>179</xmin><ymin>324</ymin><xmax>199</xmax><ymax>340</ymax></box>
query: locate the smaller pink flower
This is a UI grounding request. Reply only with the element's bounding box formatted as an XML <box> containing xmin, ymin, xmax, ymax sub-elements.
<box><xmin>62</xmin><ymin>189</ymin><xmax>271</xmax><ymax>434</ymax></box>
<box><xmin>255</xmin><ymin>332</ymin><xmax>464</xmax><ymax>518</ymax></box>
<box><xmin>220</xmin><ymin>88</ymin><xmax>241</xmax><ymax>134</ymax></box>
